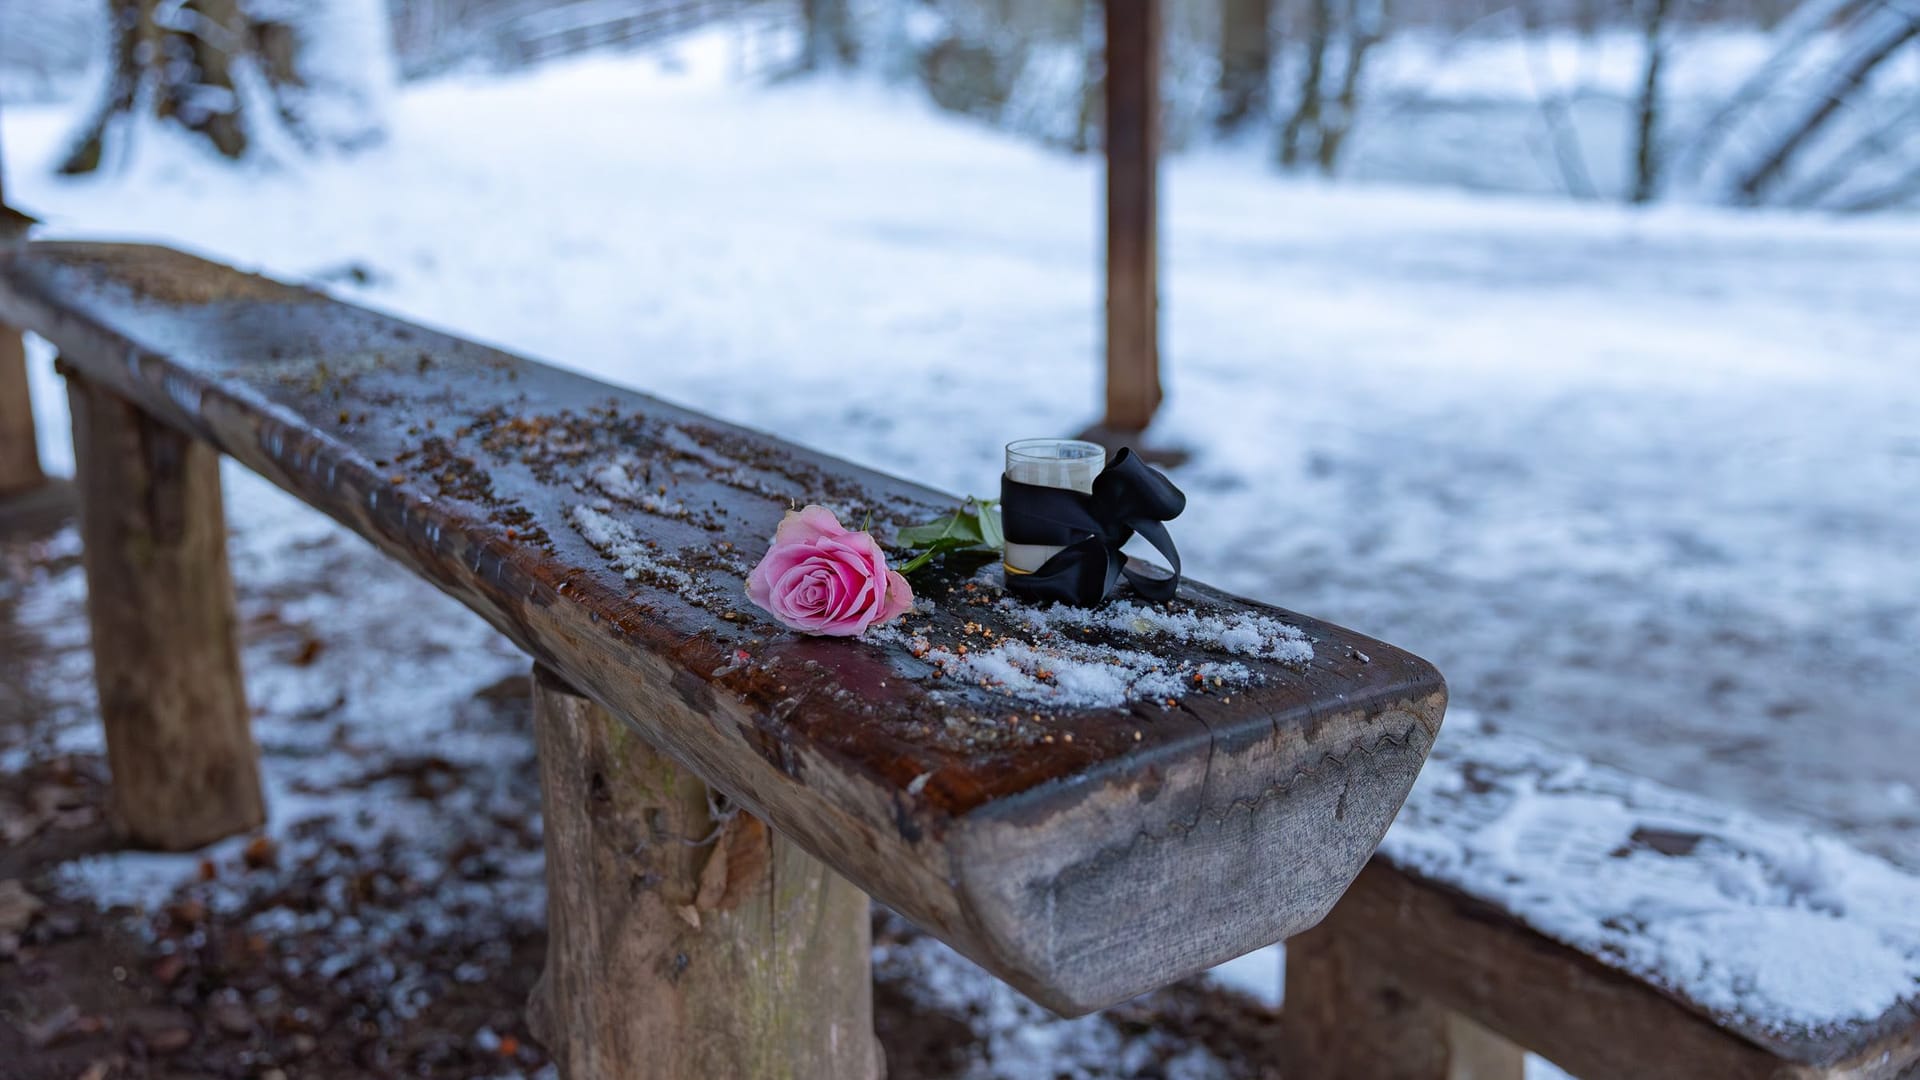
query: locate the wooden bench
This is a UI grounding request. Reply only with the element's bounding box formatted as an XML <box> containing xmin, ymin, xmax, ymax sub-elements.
<box><xmin>0</xmin><ymin>241</ymin><xmax>1445</xmax><ymax>1073</ymax></box>
<box><xmin>1283</xmin><ymin>717</ymin><xmax>1920</xmax><ymax>1080</ymax></box>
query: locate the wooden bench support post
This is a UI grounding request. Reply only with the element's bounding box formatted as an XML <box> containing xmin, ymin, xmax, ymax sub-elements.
<box><xmin>0</xmin><ymin>326</ymin><xmax>44</xmax><ymax>496</ymax></box>
<box><xmin>1281</xmin><ymin>918</ymin><xmax>1526</xmax><ymax>1080</ymax></box>
<box><xmin>528</xmin><ymin>666</ymin><xmax>882</xmax><ymax>1080</ymax></box>
<box><xmin>65</xmin><ymin>368</ymin><xmax>262</xmax><ymax>850</ymax></box>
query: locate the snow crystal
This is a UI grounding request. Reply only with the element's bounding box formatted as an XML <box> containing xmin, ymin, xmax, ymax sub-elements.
<box><xmin>875</xmin><ymin>624</ymin><xmax>1258</xmax><ymax>710</ymax></box>
<box><xmin>567</xmin><ymin>504</ymin><xmax>696</xmax><ymax>592</ymax></box>
<box><xmin>587</xmin><ymin>454</ymin><xmax>688</xmax><ymax>518</ymax></box>
<box><xmin>999</xmin><ymin>597</ymin><xmax>1315</xmax><ymax>664</ymax></box>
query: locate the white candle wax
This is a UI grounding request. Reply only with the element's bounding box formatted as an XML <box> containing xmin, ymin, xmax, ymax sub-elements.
<box><xmin>1004</xmin><ymin>439</ymin><xmax>1104</xmax><ymax>575</ymax></box>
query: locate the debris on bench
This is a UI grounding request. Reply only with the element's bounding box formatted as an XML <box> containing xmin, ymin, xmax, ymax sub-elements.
<box><xmin>1286</xmin><ymin>713</ymin><xmax>1920</xmax><ymax>1080</ymax></box>
<box><xmin>0</xmin><ymin>241</ymin><xmax>1446</xmax><ymax>1015</ymax></box>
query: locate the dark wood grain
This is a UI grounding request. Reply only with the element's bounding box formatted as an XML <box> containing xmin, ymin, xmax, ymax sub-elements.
<box><xmin>0</xmin><ymin>241</ymin><xmax>1444</xmax><ymax>1013</ymax></box>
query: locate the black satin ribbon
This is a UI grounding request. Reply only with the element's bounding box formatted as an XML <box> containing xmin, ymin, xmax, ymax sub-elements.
<box><xmin>1000</xmin><ymin>448</ymin><xmax>1185</xmax><ymax>607</ymax></box>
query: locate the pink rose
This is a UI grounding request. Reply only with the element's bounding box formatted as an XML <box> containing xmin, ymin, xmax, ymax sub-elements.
<box><xmin>745</xmin><ymin>505</ymin><xmax>913</xmax><ymax>637</ymax></box>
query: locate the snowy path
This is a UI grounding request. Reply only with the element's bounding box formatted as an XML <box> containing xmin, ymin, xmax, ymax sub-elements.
<box><xmin>6</xmin><ymin>42</ymin><xmax>1918</xmax><ymax>877</ymax></box>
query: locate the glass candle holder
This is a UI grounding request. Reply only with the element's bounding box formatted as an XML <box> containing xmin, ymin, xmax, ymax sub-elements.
<box><xmin>1003</xmin><ymin>438</ymin><xmax>1105</xmax><ymax>576</ymax></box>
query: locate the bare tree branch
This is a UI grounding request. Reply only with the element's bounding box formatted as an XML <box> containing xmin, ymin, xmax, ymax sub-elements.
<box><xmin>1630</xmin><ymin>0</ymin><xmax>1675</xmax><ymax>203</ymax></box>
<box><xmin>1731</xmin><ymin>3</ymin><xmax>1920</xmax><ymax>203</ymax></box>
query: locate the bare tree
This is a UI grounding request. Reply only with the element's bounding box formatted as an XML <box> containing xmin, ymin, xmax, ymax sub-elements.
<box><xmin>61</xmin><ymin>0</ymin><xmax>256</xmax><ymax>173</ymax></box>
<box><xmin>1629</xmin><ymin>0</ymin><xmax>1675</xmax><ymax>203</ymax></box>
<box><xmin>1671</xmin><ymin>0</ymin><xmax>1868</xmax><ymax>187</ymax></box>
<box><xmin>1278</xmin><ymin>0</ymin><xmax>1332</xmax><ymax>167</ymax></box>
<box><xmin>60</xmin><ymin>0</ymin><xmax>394</xmax><ymax>174</ymax></box>
<box><xmin>1783</xmin><ymin>96</ymin><xmax>1920</xmax><ymax>205</ymax></box>
<box><xmin>801</xmin><ymin>0</ymin><xmax>858</xmax><ymax>71</ymax></box>
<box><xmin>1276</xmin><ymin>0</ymin><xmax>1387</xmax><ymax>174</ymax></box>
<box><xmin>1317</xmin><ymin>0</ymin><xmax>1386</xmax><ymax>171</ymax></box>
<box><xmin>1216</xmin><ymin>0</ymin><xmax>1272</xmax><ymax>133</ymax></box>
<box><xmin>1731</xmin><ymin>2</ymin><xmax>1920</xmax><ymax>203</ymax></box>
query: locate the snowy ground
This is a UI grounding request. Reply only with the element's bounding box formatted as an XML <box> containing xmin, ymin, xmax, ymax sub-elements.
<box><xmin>2</xmin><ymin>33</ymin><xmax>1917</xmax><ymax>1077</ymax></box>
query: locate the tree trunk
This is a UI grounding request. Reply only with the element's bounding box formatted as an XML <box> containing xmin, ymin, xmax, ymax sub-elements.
<box><xmin>1316</xmin><ymin>0</ymin><xmax>1385</xmax><ymax>174</ymax></box>
<box><xmin>528</xmin><ymin>666</ymin><xmax>881</xmax><ymax>1080</ymax></box>
<box><xmin>1279</xmin><ymin>0</ymin><xmax>1332</xmax><ymax>168</ymax></box>
<box><xmin>245</xmin><ymin>0</ymin><xmax>395</xmax><ymax>151</ymax></box>
<box><xmin>800</xmin><ymin>0</ymin><xmax>858</xmax><ymax>71</ymax></box>
<box><xmin>1629</xmin><ymin>0</ymin><xmax>1673</xmax><ymax>203</ymax></box>
<box><xmin>62</xmin><ymin>0</ymin><xmax>255</xmax><ymax>174</ymax></box>
<box><xmin>1216</xmin><ymin>0</ymin><xmax>1272</xmax><ymax>133</ymax></box>
<box><xmin>65</xmin><ymin>369</ymin><xmax>263</xmax><ymax>850</ymax></box>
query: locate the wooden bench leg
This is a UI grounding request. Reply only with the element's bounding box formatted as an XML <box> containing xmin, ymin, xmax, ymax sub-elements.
<box><xmin>528</xmin><ymin>665</ymin><xmax>882</xmax><ymax>1080</ymax></box>
<box><xmin>1281</xmin><ymin>921</ymin><xmax>1526</xmax><ymax>1080</ymax></box>
<box><xmin>66</xmin><ymin>369</ymin><xmax>263</xmax><ymax>850</ymax></box>
<box><xmin>0</xmin><ymin>327</ymin><xmax>45</xmax><ymax>497</ymax></box>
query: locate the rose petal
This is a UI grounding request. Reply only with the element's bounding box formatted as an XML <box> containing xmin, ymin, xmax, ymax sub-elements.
<box><xmin>877</xmin><ymin>570</ymin><xmax>914</xmax><ymax>624</ymax></box>
<box><xmin>773</xmin><ymin>505</ymin><xmax>848</xmax><ymax>546</ymax></box>
<box><xmin>746</xmin><ymin>541</ymin><xmax>811</xmax><ymax>610</ymax></box>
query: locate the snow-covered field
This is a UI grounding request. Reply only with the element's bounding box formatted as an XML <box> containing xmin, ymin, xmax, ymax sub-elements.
<box><xmin>2</xmin><ymin>32</ymin><xmax>1917</xmax><ymax>1077</ymax></box>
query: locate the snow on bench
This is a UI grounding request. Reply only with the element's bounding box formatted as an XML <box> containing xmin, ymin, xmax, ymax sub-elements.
<box><xmin>0</xmin><ymin>241</ymin><xmax>1445</xmax><ymax>1073</ymax></box>
<box><xmin>1285</xmin><ymin>712</ymin><xmax>1920</xmax><ymax>1080</ymax></box>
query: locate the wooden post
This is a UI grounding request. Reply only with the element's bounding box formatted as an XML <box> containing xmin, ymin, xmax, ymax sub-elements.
<box><xmin>1103</xmin><ymin>0</ymin><xmax>1163</xmax><ymax>434</ymax></box>
<box><xmin>528</xmin><ymin>666</ymin><xmax>882</xmax><ymax>1080</ymax></box>
<box><xmin>0</xmin><ymin>331</ymin><xmax>41</xmax><ymax>496</ymax></box>
<box><xmin>66</xmin><ymin>369</ymin><xmax>263</xmax><ymax>850</ymax></box>
<box><xmin>0</xmin><ymin>102</ymin><xmax>43</xmax><ymax>498</ymax></box>
<box><xmin>1281</xmin><ymin>920</ymin><xmax>1527</xmax><ymax>1080</ymax></box>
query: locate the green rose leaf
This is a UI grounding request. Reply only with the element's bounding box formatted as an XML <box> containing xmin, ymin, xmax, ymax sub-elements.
<box><xmin>893</xmin><ymin>496</ymin><xmax>1004</xmax><ymax>576</ymax></box>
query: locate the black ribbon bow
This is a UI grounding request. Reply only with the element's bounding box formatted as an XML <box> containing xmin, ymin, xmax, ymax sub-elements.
<box><xmin>1000</xmin><ymin>448</ymin><xmax>1186</xmax><ymax>607</ymax></box>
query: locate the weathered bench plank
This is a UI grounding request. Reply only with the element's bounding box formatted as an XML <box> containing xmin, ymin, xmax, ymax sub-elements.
<box><xmin>0</xmin><ymin>241</ymin><xmax>1445</xmax><ymax>1013</ymax></box>
<box><xmin>1285</xmin><ymin>720</ymin><xmax>1920</xmax><ymax>1079</ymax></box>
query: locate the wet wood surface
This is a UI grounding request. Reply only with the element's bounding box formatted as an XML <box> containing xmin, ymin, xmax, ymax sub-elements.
<box><xmin>0</xmin><ymin>242</ymin><xmax>1445</xmax><ymax>1013</ymax></box>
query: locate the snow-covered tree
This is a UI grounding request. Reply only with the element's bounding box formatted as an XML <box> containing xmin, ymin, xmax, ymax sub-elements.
<box><xmin>60</xmin><ymin>0</ymin><xmax>396</xmax><ymax>174</ymax></box>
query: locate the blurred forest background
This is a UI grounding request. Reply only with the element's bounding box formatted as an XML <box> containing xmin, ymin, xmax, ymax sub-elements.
<box><xmin>4</xmin><ymin>0</ymin><xmax>1917</xmax><ymax>210</ymax></box>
